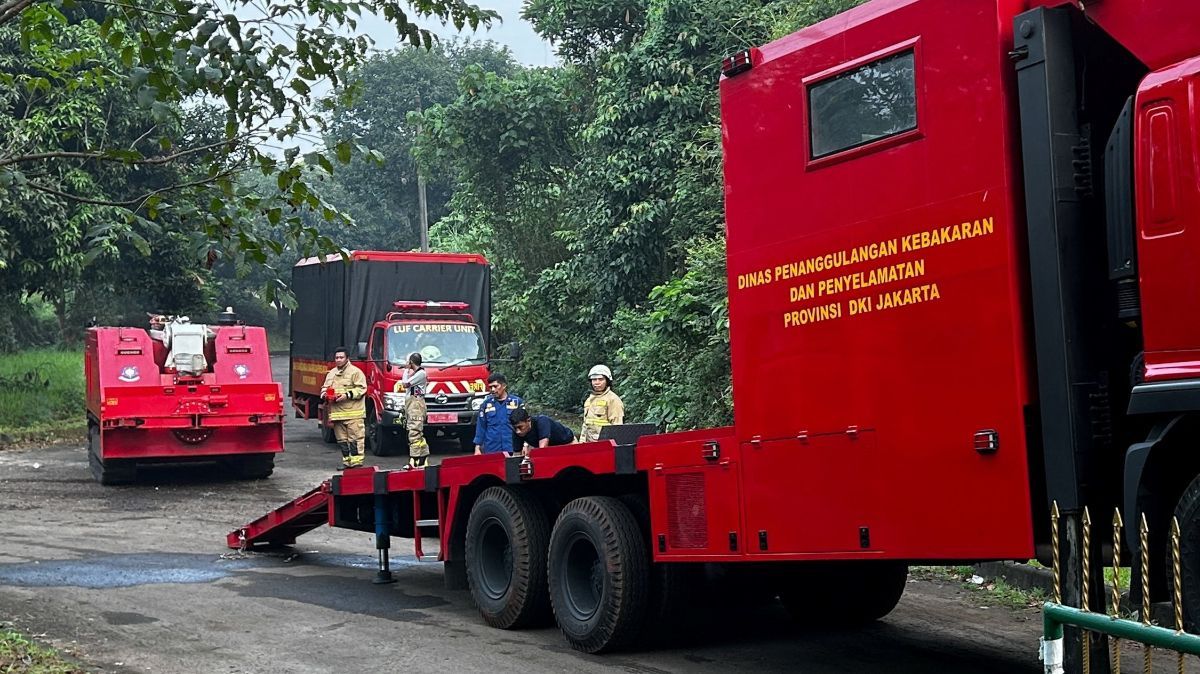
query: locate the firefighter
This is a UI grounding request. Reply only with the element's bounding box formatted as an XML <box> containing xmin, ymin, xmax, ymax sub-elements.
<box><xmin>473</xmin><ymin>373</ymin><xmax>524</xmax><ymax>455</ymax></box>
<box><xmin>580</xmin><ymin>364</ymin><xmax>624</xmax><ymax>443</ymax></box>
<box><xmin>396</xmin><ymin>352</ymin><xmax>429</xmax><ymax>470</ymax></box>
<box><xmin>510</xmin><ymin>407</ymin><xmax>574</xmax><ymax>456</ymax></box>
<box><xmin>322</xmin><ymin>346</ymin><xmax>368</xmax><ymax>470</ymax></box>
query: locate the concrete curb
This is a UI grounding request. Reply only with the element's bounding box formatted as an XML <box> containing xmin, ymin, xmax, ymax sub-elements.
<box><xmin>972</xmin><ymin>561</ymin><xmax>1176</xmax><ymax>625</ymax></box>
<box><xmin>973</xmin><ymin>561</ymin><xmax>1055</xmax><ymax>596</ymax></box>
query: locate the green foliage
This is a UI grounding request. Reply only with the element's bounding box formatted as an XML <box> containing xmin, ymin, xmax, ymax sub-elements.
<box><xmin>0</xmin><ymin>348</ymin><xmax>85</xmax><ymax>440</ymax></box>
<box><xmin>0</xmin><ymin>0</ymin><xmax>498</xmax><ymax>315</ymax></box>
<box><xmin>416</xmin><ymin>0</ymin><xmax>865</xmax><ymax>427</ymax></box>
<box><xmin>615</xmin><ymin>236</ymin><xmax>729</xmax><ymax>430</ymax></box>
<box><xmin>325</xmin><ymin>40</ymin><xmax>516</xmax><ymax>250</ymax></box>
<box><xmin>0</xmin><ymin>628</ymin><xmax>84</xmax><ymax>673</ymax></box>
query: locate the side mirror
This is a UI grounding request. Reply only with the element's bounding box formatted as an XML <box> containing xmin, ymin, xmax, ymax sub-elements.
<box><xmin>508</xmin><ymin>341</ymin><xmax>523</xmax><ymax>362</ymax></box>
<box><xmin>356</xmin><ymin>342</ymin><xmax>368</xmax><ymax>360</ymax></box>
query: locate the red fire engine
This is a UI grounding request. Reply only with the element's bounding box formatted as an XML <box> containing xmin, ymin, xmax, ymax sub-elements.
<box><xmin>230</xmin><ymin>0</ymin><xmax>1200</xmax><ymax>660</ymax></box>
<box><xmin>86</xmin><ymin>311</ymin><xmax>283</xmax><ymax>485</ymax></box>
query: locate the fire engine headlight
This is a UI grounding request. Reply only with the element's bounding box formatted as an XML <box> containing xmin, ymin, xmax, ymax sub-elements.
<box><xmin>383</xmin><ymin>392</ymin><xmax>405</xmax><ymax>412</ymax></box>
<box><xmin>471</xmin><ymin>395</ymin><xmax>485</xmax><ymax>411</ymax></box>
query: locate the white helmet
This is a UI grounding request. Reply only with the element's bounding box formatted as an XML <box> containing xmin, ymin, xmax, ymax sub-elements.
<box><xmin>588</xmin><ymin>364</ymin><xmax>613</xmax><ymax>381</ymax></box>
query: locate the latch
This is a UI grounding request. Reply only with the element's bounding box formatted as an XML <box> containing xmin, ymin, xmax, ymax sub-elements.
<box><xmin>702</xmin><ymin>441</ymin><xmax>720</xmax><ymax>462</ymax></box>
<box><xmin>974</xmin><ymin>429</ymin><xmax>999</xmax><ymax>455</ymax></box>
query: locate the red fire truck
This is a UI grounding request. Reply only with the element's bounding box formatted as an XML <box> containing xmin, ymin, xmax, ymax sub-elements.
<box><xmin>289</xmin><ymin>251</ymin><xmax>491</xmax><ymax>454</ymax></box>
<box><xmin>232</xmin><ymin>0</ymin><xmax>1200</xmax><ymax>659</ymax></box>
<box><xmin>86</xmin><ymin>312</ymin><xmax>283</xmax><ymax>485</ymax></box>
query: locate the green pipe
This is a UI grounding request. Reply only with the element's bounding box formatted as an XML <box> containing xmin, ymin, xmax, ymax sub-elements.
<box><xmin>1043</xmin><ymin>603</ymin><xmax>1200</xmax><ymax>655</ymax></box>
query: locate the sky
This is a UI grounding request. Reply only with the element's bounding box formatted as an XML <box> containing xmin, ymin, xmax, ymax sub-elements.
<box><xmin>357</xmin><ymin>0</ymin><xmax>558</xmax><ymax>67</ymax></box>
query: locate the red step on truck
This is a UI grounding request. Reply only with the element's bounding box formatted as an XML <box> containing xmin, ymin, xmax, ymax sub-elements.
<box><xmin>232</xmin><ymin>0</ymin><xmax>1200</xmax><ymax>660</ymax></box>
<box><xmin>289</xmin><ymin>251</ymin><xmax>492</xmax><ymax>455</ymax></box>
<box><xmin>86</xmin><ymin>311</ymin><xmax>283</xmax><ymax>485</ymax></box>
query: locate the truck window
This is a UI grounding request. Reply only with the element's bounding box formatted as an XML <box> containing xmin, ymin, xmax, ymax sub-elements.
<box><xmin>808</xmin><ymin>49</ymin><xmax>917</xmax><ymax>159</ymax></box>
<box><xmin>370</xmin><ymin>326</ymin><xmax>385</xmax><ymax>362</ymax></box>
<box><xmin>388</xmin><ymin>323</ymin><xmax>485</xmax><ymax>365</ymax></box>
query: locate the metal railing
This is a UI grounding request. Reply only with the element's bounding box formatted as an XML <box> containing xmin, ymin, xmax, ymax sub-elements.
<box><xmin>1042</xmin><ymin>503</ymin><xmax>1200</xmax><ymax>673</ymax></box>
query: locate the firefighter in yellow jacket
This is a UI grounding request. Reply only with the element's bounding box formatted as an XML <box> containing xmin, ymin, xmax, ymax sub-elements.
<box><xmin>322</xmin><ymin>346</ymin><xmax>368</xmax><ymax>469</ymax></box>
<box><xmin>580</xmin><ymin>364</ymin><xmax>624</xmax><ymax>442</ymax></box>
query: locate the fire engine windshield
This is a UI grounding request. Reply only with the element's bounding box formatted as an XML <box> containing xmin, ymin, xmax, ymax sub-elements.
<box><xmin>387</xmin><ymin>323</ymin><xmax>485</xmax><ymax>365</ymax></box>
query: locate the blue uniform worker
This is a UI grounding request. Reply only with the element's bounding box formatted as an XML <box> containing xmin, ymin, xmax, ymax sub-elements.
<box><xmin>473</xmin><ymin>373</ymin><xmax>524</xmax><ymax>455</ymax></box>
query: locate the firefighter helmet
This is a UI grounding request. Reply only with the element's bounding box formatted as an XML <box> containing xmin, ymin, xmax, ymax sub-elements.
<box><xmin>588</xmin><ymin>364</ymin><xmax>613</xmax><ymax>381</ymax></box>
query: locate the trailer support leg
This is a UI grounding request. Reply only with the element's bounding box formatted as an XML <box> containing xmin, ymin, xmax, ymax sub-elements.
<box><xmin>373</xmin><ymin>494</ymin><xmax>396</xmax><ymax>585</ymax></box>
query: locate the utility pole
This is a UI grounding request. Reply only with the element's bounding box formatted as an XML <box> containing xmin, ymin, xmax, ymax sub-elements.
<box><xmin>415</xmin><ymin>92</ymin><xmax>429</xmax><ymax>252</ymax></box>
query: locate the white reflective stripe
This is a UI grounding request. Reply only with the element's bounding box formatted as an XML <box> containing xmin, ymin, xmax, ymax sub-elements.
<box><xmin>1038</xmin><ymin>637</ymin><xmax>1063</xmax><ymax>674</ymax></box>
<box><xmin>445</xmin><ymin>381</ymin><xmax>460</xmax><ymax>394</ymax></box>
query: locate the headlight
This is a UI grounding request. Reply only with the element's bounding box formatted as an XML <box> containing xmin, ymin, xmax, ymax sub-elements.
<box><xmin>470</xmin><ymin>395</ymin><xmax>485</xmax><ymax>411</ymax></box>
<box><xmin>383</xmin><ymin>392</ymin><xmax>405</xmax><ymax>411</ymax></box>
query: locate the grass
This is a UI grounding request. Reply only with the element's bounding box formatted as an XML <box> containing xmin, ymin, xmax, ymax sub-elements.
<box><xmin>0</xmin><ymin>629</ymin><xmax>86</xmax><ymax>673</ymax></box>
<box><xmin>1028</xmin><ymin>559</ymin><xmax>1133</xmax><ymax>590</ymax></box>
<box><xmin>911</xmin><ymin>565</ymin><xmax>1047</xmax><ymax>610</ymax></box>
<box><xmin>0</xmin><ymin>349</ymin><xmax>86</xmax><ymax>447</ymax></box>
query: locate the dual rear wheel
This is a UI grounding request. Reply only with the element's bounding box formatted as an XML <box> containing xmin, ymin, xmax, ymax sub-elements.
<box><xmin>464</xmin><ymin>488</ymin><xmax>647</xmax><ymax>652</ymax></box>
<box><xmin>463</xmin><ymin>486</ymin><xmax>906</xmax><ymax>653</ymax></box>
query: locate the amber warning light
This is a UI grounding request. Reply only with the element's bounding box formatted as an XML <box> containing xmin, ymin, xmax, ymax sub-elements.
<box><xmin>722</xmin><ymin>50</ymin><xmax>753</xmax><ymax>77</ymax></box>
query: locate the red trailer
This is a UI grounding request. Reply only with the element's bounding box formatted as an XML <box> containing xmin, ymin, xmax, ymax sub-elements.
<box><xmin>231</xmin><ymin>0</ymin><xmax>1200</xmax><ymax>661</ymax></box>
<box><xmin>87</xmin><ymin>316</ymin><xmax>283</xmax><ymax>485</ymax></box>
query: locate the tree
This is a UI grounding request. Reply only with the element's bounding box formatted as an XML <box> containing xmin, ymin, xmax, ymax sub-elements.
<box><xmin>416</xmin><ymin>0</ymin><xmax>867</xmax><ymax>424</ymax></box>
<box><xmin>325</xmin><ymin>39</ymin><xmax>516</xmax><ymax>250</ymax></box>
<box><xmin>0</xmin><ymin>0</ymin><xmax>498</xmax><ymax>305</ymax></box>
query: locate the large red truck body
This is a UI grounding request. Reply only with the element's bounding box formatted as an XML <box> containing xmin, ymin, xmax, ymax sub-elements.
<box><xmin>232</xmin><ymin>0</ymin><xmax>1200</xmax><ymax>659</ymax></box>
<box><xmin>289</xmin><ymin>251</ymin><xmax>492</xmax><ymax>454</ymax></box>
<box><xmin>86</xmin><ymin>322</ymin><xmax>283</xmax><ymax>484</ymax></box>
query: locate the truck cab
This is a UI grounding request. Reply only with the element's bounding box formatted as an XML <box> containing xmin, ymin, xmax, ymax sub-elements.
<box><xmin>363</xmin><ymin>301</ymin><xmax>489</xmax><ymax>454</ymax></box>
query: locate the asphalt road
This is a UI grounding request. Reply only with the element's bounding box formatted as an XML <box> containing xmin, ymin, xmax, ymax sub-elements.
<box><xmin>0</xmin><ymin>356</ymin><xmax>1047</xmax><ymax>673</ymax></box>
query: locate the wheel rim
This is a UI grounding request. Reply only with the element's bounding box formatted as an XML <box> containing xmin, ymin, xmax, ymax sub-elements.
<box><xmin>479</xmin><ymin>516</ymin><xmax>513</xmax><ymax>600</ymax></box>
<box><xmin>563</xmin><ymin>531</ymin><xmax>602</xmax><ymax>621</ymax></box>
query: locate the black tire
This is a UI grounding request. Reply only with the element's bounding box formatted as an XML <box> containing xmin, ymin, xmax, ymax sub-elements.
<box><xmin>548</xmin><ymin>496</ymin><xmax>648</xmax><ymax>653</ymax></box>
<box><xmin>320</xmin><ymin>422</ymin><xmax>336</xmax><ymax>444</ymax></box>
<box><xmin>778</xmin><ymin>561</ymin><xmax>908</xmax><ymax>625</ymax></box>
<box><xmin>87</xmin><ymin>423</ymin><xmax>135</xmax><ymax>486</ymax></box>
<box><xmin>617</xmin><ymin>493</ymin><xmax>700</xmax><ymax>645</ymax></box>
<box><xmin>230</xmin><ymin>454</ymin><xmax>275</xmax><ymax>480</ymax></box>
<box><xmin>465</xmin><ymin>486</ymin><xmax>552</xmax><ymax>629</ymax></box>
<box><xmin>458</xmin><ymin>428</ymin><xmax>476</xmax><ymax>453</ymax></box>
<box><xmin>1172</xmin><ymin>473</ymin><xmax>1200</xmax><ymax>631</ymax></box>
<box><xmin>367</xmin><ymin>408</ymin><xmax>402</xmax><ymax>457</ymax></box>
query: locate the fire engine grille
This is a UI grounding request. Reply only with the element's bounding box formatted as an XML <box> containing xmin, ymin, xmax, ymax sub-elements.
<box><xmin>666</xmin><ymin>472</ymin><xmax>707</xmax><ymax>549</ymax></box>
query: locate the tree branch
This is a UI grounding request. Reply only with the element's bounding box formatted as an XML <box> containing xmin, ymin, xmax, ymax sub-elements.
<box><xmin>0</xmin><ymin>0</ymin><xmax>38</xmax><ymax>28</ymax></box>
<box><xmin>25</xmin><ymin>167</ymin><xmax>243</xmax><ymax>210</ymax></box>
<box><xmin>0</xmin><ymin>136</ymin><xmax>241</xmax><ymax>168</ymax></box>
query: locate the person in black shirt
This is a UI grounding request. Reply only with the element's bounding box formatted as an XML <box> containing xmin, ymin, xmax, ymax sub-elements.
<box><xmin>510</xmin><ymin>408</ymin><xmax>575</xmax><ymax>455</ymax></box>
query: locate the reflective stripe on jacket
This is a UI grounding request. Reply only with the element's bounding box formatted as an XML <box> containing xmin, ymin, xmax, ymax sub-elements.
<box><xmin>323</xmin><ymin>364</ymin><xmax>367</xmax><ymax>421</ymax></box>
<box><xmin>581</xmin><ymin>389</ymin><xmax>624</xmax><ymax>442</ymax></box>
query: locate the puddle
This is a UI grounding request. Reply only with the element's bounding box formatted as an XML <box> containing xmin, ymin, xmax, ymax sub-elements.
<box><xmin>0</xmin><ymin>549</ymin><xmax>439</xmax><ymax>590</ymax></box>
<box><xmin>0</xmin><ymin>553</ymin><xmax>256</xmax><ymax>588</ymax></box>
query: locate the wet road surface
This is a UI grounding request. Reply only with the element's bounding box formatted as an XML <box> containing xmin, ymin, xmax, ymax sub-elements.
<box><xmin>0</xmin><ymin>356</ymin><xmax>1048</xmax><ymax>673</ymax></box>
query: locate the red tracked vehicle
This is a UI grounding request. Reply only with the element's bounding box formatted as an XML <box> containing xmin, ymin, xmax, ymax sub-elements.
<box><xmin>230</xmin><ymin>0</ymin><xmax>1200</xmax><ymax>661</ymax></box>
<box><xmin>86</xmin><ymin>312</ymin><xmax>283</xmax><ymax>485</ymax></box>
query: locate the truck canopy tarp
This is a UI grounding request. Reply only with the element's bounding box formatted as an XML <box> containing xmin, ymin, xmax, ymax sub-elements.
<box><xmin>291</xmin><ymin>254</ymin><xmax>490</xmax><ymax>360</ymax></box>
